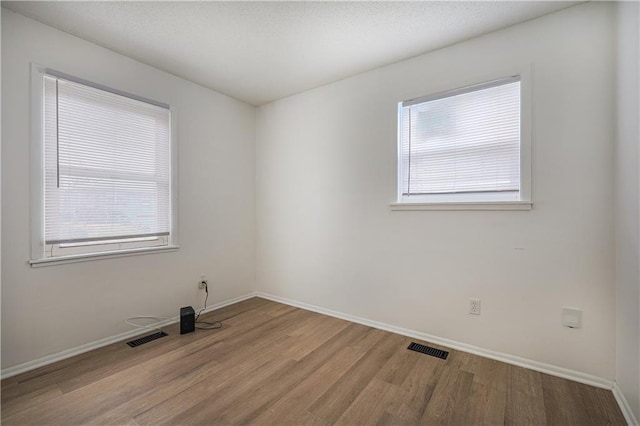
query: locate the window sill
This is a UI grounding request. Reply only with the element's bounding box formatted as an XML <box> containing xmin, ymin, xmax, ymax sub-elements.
<box><xmin>390</xmin><ymin>201</ymin><xmax>532</xmax><ymax>211</ymax></box>
<box><xmin>29</xmin><ymin>245</ymin><xmax>180</xmax><ymax>267</ymax></box>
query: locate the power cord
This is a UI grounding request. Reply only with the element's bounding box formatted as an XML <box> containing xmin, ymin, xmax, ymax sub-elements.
<box><xmin>125</xmin><ymin>316</ymin><xmax>169</xmax><ymax>332</ymax></box>
<box><xmin>195</xmin><ymin>280</ymin><xmax>222</xmax><ymax>330</ymax></box>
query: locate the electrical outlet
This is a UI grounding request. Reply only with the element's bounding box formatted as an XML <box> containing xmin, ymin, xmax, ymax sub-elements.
<box><xmin>199</xmin><ymin>275</ymin><xmax>207</xmax><ymax>290</ymax></box>
<box><xmin>469</xmin><ymin>298</ymin><xmax>481</xmax><ymax>315</ymax></box>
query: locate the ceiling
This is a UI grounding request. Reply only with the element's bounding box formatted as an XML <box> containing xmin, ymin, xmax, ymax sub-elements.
<box><xmin>3</xmin><ymin>1</ymin><xmax>580</xmax><ymax>106</ymax></box>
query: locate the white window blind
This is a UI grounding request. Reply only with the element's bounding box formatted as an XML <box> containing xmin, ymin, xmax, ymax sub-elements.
<box><xmin>400</xmin><ymin>77</ymin><xmax>521</xmax><ymax>200</ymax></box>
<box><xmin>42</xmin><ymin>74</ymin><xmax>172</xmax><ymax>252</ymax></box>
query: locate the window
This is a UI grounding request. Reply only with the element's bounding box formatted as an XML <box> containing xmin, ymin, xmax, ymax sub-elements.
<box><xmin>395</xmin><ymin>75</ymin><xmax>531</xmax><ymax>210</ymax></box>
<box><xmin>30</xmin><ymin>65</ymin><xmax>178</xmax><ymax>264</ymax></box>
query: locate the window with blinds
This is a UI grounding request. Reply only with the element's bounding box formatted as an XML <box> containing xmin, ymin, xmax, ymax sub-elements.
<box><xmin>40</xmin><ymin>72</ymin><xmax>174</xmax><ymax>259</ymax></box>
<box><xmin>398</xmin><ymin>76</ymin><xmax>522</xmax><ymax>203</ymax></box>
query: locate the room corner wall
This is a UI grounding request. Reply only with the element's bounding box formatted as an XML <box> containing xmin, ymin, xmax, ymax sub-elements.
<box><xmin>256</xmin><ymin>2</ymin><xmax>617</xmax><ymax>380</ymax></box>
<box><xmin>1</xmin><ymin>10</ymin><xmax>257</xmax><ymax>370</ymax></box>
<box><xmin>615</xmin><ymin>1</ymin><xmax>640</xmax><ymax>422</ymax></box>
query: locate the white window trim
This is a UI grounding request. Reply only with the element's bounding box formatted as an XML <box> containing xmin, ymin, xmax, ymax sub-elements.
<box><xmin>29</xmin><ymin>63</ymin><xmax>179</xmax><ymax>266</ymax></box>
<box><xmin>28</xmin><ymin>246</ymin><xmax>180</xmax><ymax>267</ymax></box>
<box><xmin>392</xmin><ymin>66</ymin><xmax>533</xmax><ymax>211</ymax></box>
<box><xmin>390</xmin><ymin>200</ymin><xmax>532</xmax><ymax>211</ymax></box>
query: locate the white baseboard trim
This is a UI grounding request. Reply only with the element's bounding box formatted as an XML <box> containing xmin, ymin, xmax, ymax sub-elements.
<box><xmin>0</xmin><ymin>292</ymin><xmax>256</xmax><ymax>380</ymax></box>
<box><xmin>613</xmin><ymin>383</ymin><xmax>640</xmax><ymax>426</ymax></box>
<box><xmin>255</xmin><ymin>292</ymin><xmax>615</xmax><ymax>391</ymax></box>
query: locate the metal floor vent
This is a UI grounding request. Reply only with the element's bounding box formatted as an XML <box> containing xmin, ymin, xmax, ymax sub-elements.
<box><xmin>127</xmin><ymin>331</ymin><xmax>168</xmax><ymax>348</ymax></box>
<box><xmin>407</xmin><ymin>342</ymin><xmax>449</xmax><ymax>360</ymax></box>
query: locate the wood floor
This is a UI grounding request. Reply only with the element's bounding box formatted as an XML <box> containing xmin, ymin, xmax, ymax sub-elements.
<box><xmin>1</xmin><ymin>297</ymin><xmax>626</xmax><ymax>425</ymax></box>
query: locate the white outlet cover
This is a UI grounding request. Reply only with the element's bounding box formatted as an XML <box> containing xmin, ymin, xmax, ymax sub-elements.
<box><xmin>562</xmin><ymin>306</ymin><xmax>581</xmax><ymax>328</ymax></box>
<box><xmin>469</xmin><ymin>298</ymin><xmax>481</xmax><ymax>315</ymax></box>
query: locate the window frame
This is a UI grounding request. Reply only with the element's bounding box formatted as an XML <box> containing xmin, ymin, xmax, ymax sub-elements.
<box><xmin>29</xmin><ymin>63</ymin><xmax>179</xmax><ymax>266</ymax></box>
<box><xmin>391</xmin><ymin>68</ymin><xmax>532</xmax><ymax>211</ymax></box>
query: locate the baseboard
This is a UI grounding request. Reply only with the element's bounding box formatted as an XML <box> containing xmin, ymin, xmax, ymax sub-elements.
<box><xmin>613</xmin><ymin>383</ymin><xmax>640</xmax><ymax>426</ymax></box>
<box><xmin>255</xmin><ymin>292</ymin><xmax>615</xmax><ymax>391</ymax></box>
<box><xmin>0</xmin><ymin>292</ymin><xmax>256</xmax><ymax>380</ymax></box>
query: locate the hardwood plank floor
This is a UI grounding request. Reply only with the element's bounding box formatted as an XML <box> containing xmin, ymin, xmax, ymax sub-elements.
<box><xmin>1</xmin><ymin>297</ymin><xmax>626</xmax><ymax>425</ymax></box>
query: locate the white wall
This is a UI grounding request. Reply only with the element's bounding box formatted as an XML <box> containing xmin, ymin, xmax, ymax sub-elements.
<box><xmin>615</xmin><ymin>1</ymin><xmax>640</xmax><ymax>421</ymax></box>
<box><xmin>1</xmin><ymin>10</ymin><xmax>256</xmax><ymax>369</ymax></box>
<box><xmin>256</xmin><ymin>2</ymin><xmax>616</xmax><ymax>379</ymax></box>
<box><xmin>2</xmin><ymin>2</ymin><xmax>632</xmax><ymax>395</ymax></box>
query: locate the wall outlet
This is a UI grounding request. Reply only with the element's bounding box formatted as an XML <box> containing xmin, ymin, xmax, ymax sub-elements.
<box><xmin>199</xmin><ymin>275</ymin><xmax>208</xmax><ymax>290</ymax></box>
<box><xmin>469</xmin><ymin>298</ymin><xmax>481</xmax><ymax>315</ymax></box>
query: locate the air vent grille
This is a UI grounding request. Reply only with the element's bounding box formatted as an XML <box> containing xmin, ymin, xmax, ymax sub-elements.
<box><xmin>127</xmin><ymin>331</ymin><xmax>168</xmax><ymax>348</ymax></box>
<box><xmin>407</xmin><ymin>342</ymin><xmax>449</xmax><ymax>359</ymax></box>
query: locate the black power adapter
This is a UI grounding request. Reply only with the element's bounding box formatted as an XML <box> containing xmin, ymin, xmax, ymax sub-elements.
<box><xmin>180</xmin><ymin>306</ymin><xmax>195</xmax><ymax>334</ymax></box>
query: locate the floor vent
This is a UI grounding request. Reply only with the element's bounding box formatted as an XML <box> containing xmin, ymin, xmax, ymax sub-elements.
<box><xmin>127</xmin><ymin>331</ymin><xmax>168</xmax><ymax>348</ymax></box>
<box><xmin>407</xmin><ymin>342</ymin><xmax>449</xmax><ymax>360</ymax></box>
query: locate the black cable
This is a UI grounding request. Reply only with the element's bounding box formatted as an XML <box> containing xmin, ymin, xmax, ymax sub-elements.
<box><xmin>195</xmin><ymin>284</ymin><xmax>208</xmax><ymax>320</ymax></box>
<box><xmin>195</xmin><ymin>282</ymin><xmax>222</xmax><ymax>330</ymax></box>
<box><xmin>196</xmin><ymin>320</ymin><xmax>222</xmax><ymax>330</ymax></box>
<box><xmin>125</xmin><ymin>316</ymin><xmax>168</xmax><ymax>333</ymax></box>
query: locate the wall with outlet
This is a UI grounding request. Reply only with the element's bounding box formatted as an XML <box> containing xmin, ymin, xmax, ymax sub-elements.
<box><xmin>1</xmin><ymin>10</ymin><xmax>256</xmax><ymax>369</ymax></box>
<box><xmin>256</xmin><ymin>2</ymin><xmax>616</xmax><ymax>379</ymax></box>
<box><xmin>1</xmin><ymin>1</ymin><xmax>632</xmax><ymax>405</ymax></box>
